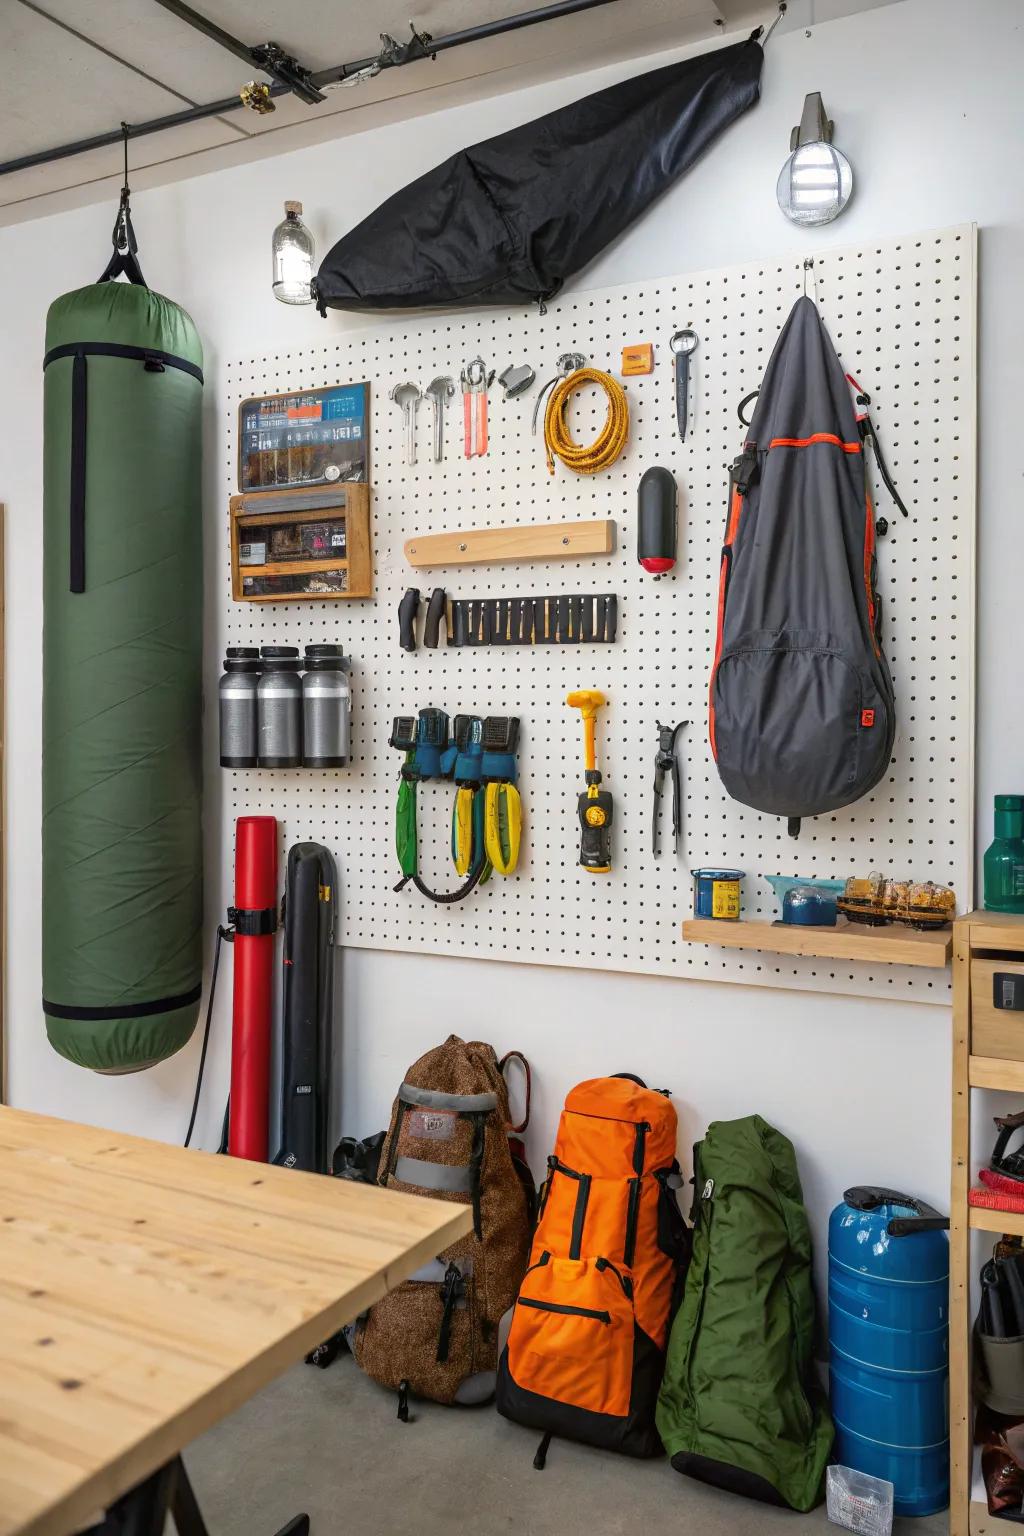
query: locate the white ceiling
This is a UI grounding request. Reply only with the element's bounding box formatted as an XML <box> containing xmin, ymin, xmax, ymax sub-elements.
<box><xmin>0</xmin><ymin>0</ymin><xmax>903</xmax><ymax>224</ymax></box>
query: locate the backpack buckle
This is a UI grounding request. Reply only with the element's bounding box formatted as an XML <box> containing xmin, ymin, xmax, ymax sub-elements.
<box><xmin>730</xmin><ymin>448</ymin><xmax>758</xmax><ymax>496</ymax></box>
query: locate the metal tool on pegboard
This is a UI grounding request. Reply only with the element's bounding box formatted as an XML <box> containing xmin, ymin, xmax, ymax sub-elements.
<box><xmin>461</xmin><ymin>357</ymin><xmax>492</xmax><ymax>456</ymax></box>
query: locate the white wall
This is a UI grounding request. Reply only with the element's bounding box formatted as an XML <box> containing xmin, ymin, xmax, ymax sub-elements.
<box><xmin>2</xmin><ymin>0</ymin><xmax>1022</xmax><ymax>1295</ymax></box>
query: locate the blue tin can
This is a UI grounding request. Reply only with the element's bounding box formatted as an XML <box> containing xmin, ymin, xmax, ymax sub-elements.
<box><xmin>692</xmin><ymin>868</ymin><xmax>744</xmax><ymax>919</ymax></box>
<box><xmin>828</xmin><ymin>1186</ymin><xmax>950</xmax><ymax>1518</ymax></box>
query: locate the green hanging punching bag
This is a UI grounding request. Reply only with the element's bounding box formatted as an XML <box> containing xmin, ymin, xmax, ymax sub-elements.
<box><xmin>42</xmin><ymin>264</ymin><xmax>204</xmax><ymax>1073</ymax></box>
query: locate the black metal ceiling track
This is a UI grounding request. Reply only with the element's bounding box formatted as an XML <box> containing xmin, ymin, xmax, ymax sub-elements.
<box><xmin>0</xmin><ymin>0</ymin><xmax>620</xmax><ymax>179</ymax></box>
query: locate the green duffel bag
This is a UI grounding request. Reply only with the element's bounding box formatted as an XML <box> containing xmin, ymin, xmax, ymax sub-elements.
<box><xmin>656</xmin><ymin>1114</ymin><xmax>833</xmax><ymax>1511</ymax></box>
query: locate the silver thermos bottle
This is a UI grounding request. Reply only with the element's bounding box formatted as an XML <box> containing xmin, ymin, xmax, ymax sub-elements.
<box><xmin>219</xmin><ymin>646</ymin><xmax>261</xmax><ymax>768</ymax></box>
<box><xmin>302</xmin><ymin>644</ymin><xmax>351</xmax><ymax>768</ymax></box>
<box><xmin>257</xmin><ymin>646</ymin><xmax>302</xmax><ymax>767</ymax></box>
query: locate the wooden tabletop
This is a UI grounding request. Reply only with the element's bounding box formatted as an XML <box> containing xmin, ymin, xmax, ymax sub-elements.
<box><xmin>0</xmin><ymin>1107</ymin><xmax>471</xmax><ymax>1536</ymax></box>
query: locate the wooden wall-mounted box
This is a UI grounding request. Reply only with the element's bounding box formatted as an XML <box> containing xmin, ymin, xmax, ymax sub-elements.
<box><xmin>229</xmin><ymin>483</ymin><xmax>372</xmax><ymax>603</ymax></box>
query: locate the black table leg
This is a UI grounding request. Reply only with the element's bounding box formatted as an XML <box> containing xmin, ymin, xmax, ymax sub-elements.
<box><xmin>81</xmin><ymin>1455</ymin><xmax>309</xmax><ymax>1535</ymax></box>
<box><xmin>170</xmin><ymin>1460</ymin><xmax>211</xmax><ymax>1536</ymax></box>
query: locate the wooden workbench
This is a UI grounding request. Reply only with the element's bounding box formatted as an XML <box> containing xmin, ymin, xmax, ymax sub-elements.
<box><xmin>0</xmin><ymin>1107</ymin><xmax>472</xmax><ymax>1536</ymax></box>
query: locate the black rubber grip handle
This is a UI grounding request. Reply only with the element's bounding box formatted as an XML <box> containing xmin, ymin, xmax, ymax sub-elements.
<box><xmin>423</xmin><ymin>587</ymin><xmax>446</xmax><ymax>649</ymax></box>
<box><xmin>398</xmin><ymin>587</ymin><xmax>420</xmax><ymax>652</ymax></box>
<box><xmin>451</xmin><ymin>601</ymin><xmax>468</xmax><ymax>647</ymax></box>
<box><xmin>843</xmin><ymin>1185</ymin><xmax>949</xmax><ymax>1237</ymax></box>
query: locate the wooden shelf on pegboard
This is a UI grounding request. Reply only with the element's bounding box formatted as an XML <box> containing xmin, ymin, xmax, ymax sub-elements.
<box><xmin>680</xmin><ymin>916</ymin><xmax>952</xmax><ymax>968</ymax></box>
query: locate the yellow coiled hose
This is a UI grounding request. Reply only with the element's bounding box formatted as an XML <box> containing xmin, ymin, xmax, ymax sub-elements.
<box><xmin>543</xmin><ymin>367</ymin><xmax>629</xmax><ymax>476</ymax></box>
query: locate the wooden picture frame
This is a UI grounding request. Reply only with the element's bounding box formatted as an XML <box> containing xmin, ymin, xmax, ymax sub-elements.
<box><xmin>229</xmin><ymin>483</ymin><xmax>372</xmax><ymax>603</ymax></box>
<box><xmin>237</xmin><ymin>382</ymin><xmax>369</xmax><ymax>493</ymax></box>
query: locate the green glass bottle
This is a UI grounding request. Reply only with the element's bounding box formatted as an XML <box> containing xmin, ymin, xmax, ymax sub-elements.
<box><xmin>984</xmin><ymin>795</ymin><xmax>1024</xmax><ymax>912</ymax></box>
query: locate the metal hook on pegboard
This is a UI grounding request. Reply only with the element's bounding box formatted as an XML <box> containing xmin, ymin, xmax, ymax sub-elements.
<box><xmin>802</xmin><ymin>256</ymin><xmax>818</xmax><ymax>303</ymax></box>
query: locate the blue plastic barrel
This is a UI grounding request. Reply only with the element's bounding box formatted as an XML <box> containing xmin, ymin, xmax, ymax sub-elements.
<box><xmin>828</xmin><ymin>1186</ymin><xmax>950</xmax><ymax>1518</ymax></box>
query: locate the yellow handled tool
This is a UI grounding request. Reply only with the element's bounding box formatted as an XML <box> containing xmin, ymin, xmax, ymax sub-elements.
<box><xmin>566</xmin><ymin>689</ymin><xmax>613</xmax><ymax>874</ymax></box>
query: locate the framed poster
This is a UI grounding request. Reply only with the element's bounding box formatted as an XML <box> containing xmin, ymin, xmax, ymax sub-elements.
<box><xmin>238</xmin><ymin>382</ymin><xmax>369</xmax><ymax>492</ymax></box>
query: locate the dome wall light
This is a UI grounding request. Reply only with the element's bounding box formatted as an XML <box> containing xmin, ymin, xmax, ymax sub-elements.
<box><xmin>777</xmin><ymin>91</ymin><xmax>853</xmax><ymax>227</ymax></box>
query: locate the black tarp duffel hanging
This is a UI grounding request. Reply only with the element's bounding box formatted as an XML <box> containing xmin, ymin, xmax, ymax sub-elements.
<box><xmin>313</xmin><ymin>36</ymin><xmax>763</xmax><ymax>313</ymax></box>
<box><xmin>709</xmin><ymin>296</ymin><xmax>899</xmax><ymax>834</ymax></box>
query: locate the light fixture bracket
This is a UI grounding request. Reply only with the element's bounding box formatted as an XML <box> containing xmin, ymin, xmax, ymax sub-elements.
<box><xmin>790</xmin><ymin>92</ymin><xmax>834</xmax><ymax>152</ymax></box>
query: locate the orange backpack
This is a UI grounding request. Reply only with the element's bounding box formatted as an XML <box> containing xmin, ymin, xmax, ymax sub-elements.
<box><xmin>496</xmin><ymin>1074</ymin><xmax>690</xmax><ymax>1462</ymax></box>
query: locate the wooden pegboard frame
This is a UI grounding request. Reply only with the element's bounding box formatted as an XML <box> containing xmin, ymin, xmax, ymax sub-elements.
<box><xmin>219</xmin><ymin>223</ymin><xmax>976</xmax><ymax>1004</ymax></box>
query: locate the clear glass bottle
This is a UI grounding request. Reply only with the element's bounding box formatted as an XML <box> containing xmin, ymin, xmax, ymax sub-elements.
<box><xmin>272</xmin><ymin>201</ymin><xmax>315</xmax><ymax>305</ymax></box>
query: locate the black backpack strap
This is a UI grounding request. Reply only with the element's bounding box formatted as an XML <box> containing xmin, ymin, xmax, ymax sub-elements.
<box><xmin>737</xmin><ymin>390</ymin><xmax>758</xmax><ymax>427</ymax></box>
<box><xmin>846</xmin><ymin>373</ymin><xmax>910</xmax><ymax>519</ymax></box>
<box><xmin>464</xmin><ymin>1111</ymin><xmax>488</xmax><ymax>1239</ymax></box>
<box><xmin>435</xmin><ymin>1262</ymin><xmax>463</xmax><ymax>1362</ymax></box>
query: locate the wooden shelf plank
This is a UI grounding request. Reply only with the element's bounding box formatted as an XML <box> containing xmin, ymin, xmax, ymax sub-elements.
<box><xmin>681</xmin><ymin>916</ymin><xmax>952</xmax><ymax>968</ymax></box>
<box><xmin>234</xmin><ymin>501</ymin><xmax>351</xmax><ymax>528</ymax></box>
<box><xmin>969</xmin><ymin>1206</ymin><xmax>1024</xmax><ymax>1238</ymax></box>
<box><xmin>969</xmin><ymin>1055</ymin><xmax>1024</xmax><ymax>1091</ymax></box>
<box><xmin>239</xmin><ymin>556</ymin><xmax>348</xmax><ymax>578</ymax></box>
<box><xmin>404</xmin><ymin>518</ymin><xmax>615</xmax><ymax>568</ymax></box>
<box><xmin>961</xmin><ymin>910</ymin><xmax>1024</xmax><ymax>952</ymax></box>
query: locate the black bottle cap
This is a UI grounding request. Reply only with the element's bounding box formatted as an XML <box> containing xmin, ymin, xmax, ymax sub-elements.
<box><xmin>304</xmin><ymin>643</ymin><xmax>347</xmax><ymax>671</ymax></box>
<box><xmin>224</xmin><ymin>646</ymin><xmax>261</xmax><ymax>673</ymax></box>
<box><xmin>260</xmin><ymin>644</ymin><xmax>301</xmax><ymax>673</ymax></box>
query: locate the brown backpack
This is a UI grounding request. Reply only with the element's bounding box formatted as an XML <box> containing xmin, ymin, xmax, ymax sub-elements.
<box><xmin>351</xmin><ymin>1035</ymin><xmax>532</xmax><ymax>1413</ymax></box>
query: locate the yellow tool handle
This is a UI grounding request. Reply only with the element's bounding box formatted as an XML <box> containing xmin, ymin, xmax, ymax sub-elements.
<box><xmin>582</xmin><ymin>714</ymin><xmax>597</xmax><ymax>773</ymax></box>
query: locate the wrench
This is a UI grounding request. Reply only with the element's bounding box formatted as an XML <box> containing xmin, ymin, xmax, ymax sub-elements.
<box><xmin>390</xmin><ymin>381</ymin><xmax>422</xmax><ymax>465</ymax></box>
<box><xmin>425</xmin><ymin>376</ymin><xmax>455</xmax><ymax>463</ymax></box>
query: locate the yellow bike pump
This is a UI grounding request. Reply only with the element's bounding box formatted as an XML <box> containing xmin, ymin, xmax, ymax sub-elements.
<box><xmin>566</xmin><ymin>690</ymin><xmax>613</xmax><ymax>874</ymax></box>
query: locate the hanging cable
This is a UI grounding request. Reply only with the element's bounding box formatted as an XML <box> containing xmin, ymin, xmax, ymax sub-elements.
<box><xmin>761</xmin><ymin>3</ymin><xmax>787</xmax><ymax>46</ymax></box>
<box><xmin>543</xmin><ymin>367</ymin><xmax>629</xmax><ymax>476</ymax></box>
<box><xmin>183</xmin><ymin>923</ymin><xmax>233</xmax><ymax>1148</ymax></box>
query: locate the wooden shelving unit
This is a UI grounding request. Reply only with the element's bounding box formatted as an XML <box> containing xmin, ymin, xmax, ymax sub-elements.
<box><xmin>229</xmin><ymin>483</ymin><xmax>372</xmax><ymax>603</ymax></box>
<box><xmin>950</xmin><ymin>911</ymin><xmax>1024</xmax><ymax>1536</ymax></box>
<box><xmin>681</xmin><ymin>916</ymin><xmax>952</xmax><ymax>968</ymax></box>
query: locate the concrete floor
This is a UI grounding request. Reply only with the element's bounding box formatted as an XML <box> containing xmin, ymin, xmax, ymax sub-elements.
<box><xmin>186</xmin><ymin>1358</ymin><xmax>950</xmax><ymax>1536</ymax></box>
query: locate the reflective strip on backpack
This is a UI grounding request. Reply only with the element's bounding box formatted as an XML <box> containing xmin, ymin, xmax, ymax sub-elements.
<box><xmin>399</xmin><ymin>1082</ymin><xmax>498</xmax><ymax>1113</ymax></box>
<box><xmin>394</xmin><ymin>1156</ymin><xmax>473</xmax><ymax>1192</ymax></box>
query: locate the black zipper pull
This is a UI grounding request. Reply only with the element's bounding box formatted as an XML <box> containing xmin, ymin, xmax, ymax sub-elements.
<box><xmin>397</xmin><ymin>1378</ymin><xmax>410</xmax><ymax>1422</ymax></box>
<box><xmin>595</xmin><ymin>1255</ymin><xmax>634</xmax><ymax>1299</ymax></box>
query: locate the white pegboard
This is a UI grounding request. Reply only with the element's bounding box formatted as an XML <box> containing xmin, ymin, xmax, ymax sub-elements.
<box><xmin>221</xmin><ymin>223</ymin><xmax>976</xmax><ymax>1005</ymax></box>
